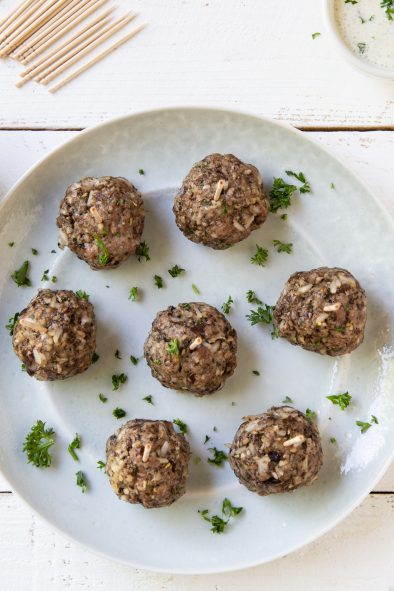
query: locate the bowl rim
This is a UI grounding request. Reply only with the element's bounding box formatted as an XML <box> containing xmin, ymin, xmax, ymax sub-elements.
<box><xmin>322</xmin><ymin>0</ymin><xmax>394</xmax><ymax>81</ymax></box>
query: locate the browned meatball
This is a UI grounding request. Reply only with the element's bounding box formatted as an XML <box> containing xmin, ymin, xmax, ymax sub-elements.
<box><xmin>57</xmin><ymin>176</ymin><xmax>144</xmax><ymax>270</ymax></box>
<box><xmin>106</xmin><ymin>419</ymin><xmax>191</xmax><ymax>508</ymax></box>
<box><xmin>273</xmin><ymin>267</ymin><xmax>367</xmax><ymax>356</ymax></box>
<box><xmin>12</xmin><ymin>289</ymin><xmax>96</xmax><ymax>381</ymax></box>
<box><xmin>229</xmin><ymin>406</ymin><xmax>323</xmax><ymax>496</ymax></box>
<box><xmin>173</xmin><ymin>153</ymin><xmax>269</xmax><ymax>249</ymax></box>
<box><xmin>144</xmin><ymin>302</ymin><xmax>237</xmax><ymax>396</ymax></box>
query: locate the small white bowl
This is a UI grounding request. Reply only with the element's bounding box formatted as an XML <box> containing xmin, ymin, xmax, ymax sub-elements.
<box><xmin>323</xmin><ymin>0</ymin><xmax>394</xmax><ymax>80</ymax></box>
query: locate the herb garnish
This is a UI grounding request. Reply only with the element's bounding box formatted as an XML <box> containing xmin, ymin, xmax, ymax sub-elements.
<box><xmin>247</xmin><ymin>304</ymin><xmax>274</xmax><ymax>325</ymax></box>
<box><xmin>357</xmin><ymin>42</ymin><xmax>367</xmax><ymax>54</ymax></box>
<box><xmin>168</xmin><ymin>264</ymin><xmax>185</xmax><ymax>278</ymax></box>
<box><xmin>129</xmin><ymin>286</ymin><xmax>138</xmax><ymax>301</ymax></box>
<box><xmin>94</xmin><ymin>235</ymin><xmax>109</xmax><ymax>266</ymax></box>
<box><xmin>143</xmin><ymin>395</ymin><xmax>153</xmax><ymax>405</ymax></box>
<box><xmin>356</xmin><ymin>420</ymin><xmax>371</xmax><ymax>433</ymax></box>
<box><xmin>5</xmin><ymin>312</ymin><xmax>19</xmax><ymax>335</ymax></box>
<box><xmin>130</xmin><ymin>355</ymin><xmax>139</xmax><ymax>366</ymax></box>
<box><xmin>22</xmin><ymin>420</ymin><xmax>55</xmax><ymax>468</ymax></box>
<box><xmin>305</xmin><ymin>408</ymin><xmax>317</xmax><ymax>421</ymax></box>
<box><xmin>41</xmin><ymin>269</ymin><xmax>49</xmax><ymax>281</ymax></box>
<box><xmin>381</xmin><ymin>0</ymin><xmax>394</xmax><ymax>19</ymax></box>
<box><xmin>330</xmin><ymin>437</ymin><xmax>337</xmax><ymax>444</ymax></box>
<box><xmin>92</xmin><ymin>352</ymin><xmax>100</xmax><ymax>363</ymax></box>
<box><xmin>167</xmin><ymin>338</ymin><xmax>180</xmax><ymax>356</ymax></box>
<box><xmin>345</xmin><ymin>0</ymin><xmax>358</xmax><ymax>4</ymax></box>
<box><xmin>173</xmin><ymin>418</ymin><xmax>188</xmax><ymax>434</ymax></box>
<box><xmin>252</xmin><ymin>370</ymin><xmax>260</xmax><ymax>376</ymax></box>
<box><xmin>75</xmin><ymin>470</ymin><xmax>88</xmax><ymax>493</ymax></box>
<box><xmin>204</xmin><ymin>435</ymin><xmax>210</xmax><ymax>444</ymax></box>
<box><xmin>330</xmin><ymin>182</ymin><xmax>335</xmax><ymax>190</ymax></box>
<box><xmin>269</xmin><ymin>177</ymin><xmax>297</xmax><ymax>212</ymax></box>
<box><xmin>312</xmin><ymin>32</ymin><xmax>321</xmax><ymax>39</ymax></box>
<box><xmin>11</xmin><ymin>261</ymin><xmax>31</xmax><ymax>287</ymax></box>
<box><xmin>154</xmin><ymin>274</ymin><xmax>164</xmax><ymax>288</ymax></box>
<box><xmin>68</xmin><ymin>433</ymin><xmax>81</xmax><ymax>462</ymax></box>
<box><xmin>221</xmin><ymin>296</ymin><xmax>234</xmax><ymax>314</ymax></box>
<box><xmin>138</xmin><ymin>168</ymin><xmax>145</xmax><ymax>175</ymax></box>
<box><xmin>51</xmin><ymin>276</ymin><xmax>57</xmax><ymax>283</ymax></box>
<box><xmin>76</xmin><ymin>290</ymin><xmax>89</xmax><ymax>300</ymax></box>
<box><xmin>198</xmin><ymin>498</ymin><xmax>243</xmax><ymax>534</ymax></box>
<box><xmin>136</xmin><ymin>241</ymin><xmax>150</xmax><ymax>262</ymax></box>
<box><xmin>97</xmin><ymin>460</ymin><xmax>105</xmax><ymax>470</ymax></box>
<box><xmin>8</xmin><ymin>242</ymin><xmax>14</xmax><ymax>247</ymax></box>
<box><xmin>98</xmin><ymin>393</ymin><xmax>108</xmax><ymax>403</ymax></box>
<box><xmin>371</xmin><ymin>415</ymin><xmax>379</xmax><ymax>424</ymax></box>
<box><xmin>31</xmin><ymin>248</ymin><xmax>38</xmax><ymax>255</ymax></box>
<box><xmin>246</xmin><ymin>290</ymin><xmax>262</xmax><ymax>305</ymax></box>
<box><xmin>112</xmin><ymin>407</ymin><xmax>126</xmax><ymax>419</ymax></box>
<box><xmin>285</xmin><ymin>170</ymin><xmax>311</xmax><ymax>193</ymax></box>
<box><xmin>112</xmin><ymin>373</ymin><xmax>127</xmax><ymax>390</ymax></box>
<box><xmin>250</xmin><ymin>244</ymin><xmax>268</xmax><ymax>266</ymax></box>
<box><xmin>327</xmin><ymin>392</ymin><xmax>352</xmax><ymax>410</ymax></box>
<box><xmin>207</xmin><ymin>447</ymin><xmax>228</xmax><ymax>466</ymax></box>
<box><xmin>115</xmin><ymin>349</ymin><xmax>122</xmax><ymax>359</ymax></box>
<box><xmin>192</xmin><ymin>283</ymin><xmax>201</xmax><ymax>294</ymax></box>
<box><xmin>273</xmin><ymin>239</ymin><xmax>293</xmax><ymax>254</ymax></box>
<box><xmin>282</xmin><ymin>395</ymin><xmax>293</xmax><ymax>404</ymax></box>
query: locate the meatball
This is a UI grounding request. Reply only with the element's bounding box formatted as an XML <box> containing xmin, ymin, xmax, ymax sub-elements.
<box><xmin>173</xmin><ymin>153</ymin><xmax>269</xmax><ymax>249</ymax></box>
<box><xmin>273</xmin><ymin>267</ymin><xmax>367</xmax><ymax>356</ymax></box>
<box><xmin>12</xmin><ymin>289</ymin><xmax>96</xmax><ymax>381</ymax></box>
<box><xmin>144</xmin><ymin>302</ymin><xmax>237</xmax><ymax>396</ymax></box>
<box><xmin>57</xmin><ymin>176</ymin><xmax>144</xmax><ymax>270</ymax></box>
<box><xmin>106</xmin><ymin>419</ymin><xmax>190</xmax><ymax>508</ymax></box>
<box><xmin>229</xmin><ymin>406</ymin><xmax>323</xmax><ymax>496</ymax></box>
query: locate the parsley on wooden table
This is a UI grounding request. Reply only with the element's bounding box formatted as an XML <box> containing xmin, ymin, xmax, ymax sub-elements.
<box><xmin>76</xmin><ymin>290</ymin><xmax>89</xmax><ymax>300</ymax></box>
<box><xmin>5</xmin><ymin>312</ymin><xmax>19</xmax><ymax>335</ymax></box>
<box><xmin>129</xmin><ymin>286</ymin><xmax>138</xmax><ymax>301</ymax></box>
<box><xmin>112</xmin><ymin>407</ymin><xmax>127</xmax><ymax>419</ymax></box>
<box><xmin>273</xmin><ymin>239</ymin><xmax>293</xmax><ymax>254</ymax></box>
<box><xmin>246</xmin><ymin>290</ymin><xmax>262</xmax><ymax>305</ymax></box>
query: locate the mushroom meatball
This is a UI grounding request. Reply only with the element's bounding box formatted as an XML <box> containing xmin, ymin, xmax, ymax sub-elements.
<box><xmin>144</xmin><ymin>302</ymin><xmax>237</xmax><ymax>396</ymax></box>
<box><xmin>106</xmin><ymin>419</ymin><xmax>190</xmax><ymax>508</ymax></box>
<box><xmin>57</xmin><ymin>176</ymin><xmax>144</xmax><ymax>270</ymax></box>
<box><xmin>12</xmin><ymin>289</ymin><xmax>96</xmax><ymax>381</ymax></box>
<box><xmin>229</xmin><ymin>406</ymin><xmax>323</xmax><ymax>496</ymax></box>
<box><xmin>273</xmin><ymin>267</ymin><xmax>367</xmax><ymax>356</ymax></box>
<box><xmin>173</xmin><ymin>153</ymin><xmax>269</xmax><ymax>249</ymax></box>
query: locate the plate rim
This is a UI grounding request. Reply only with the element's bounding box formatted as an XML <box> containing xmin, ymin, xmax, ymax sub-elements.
<box><xmin>1</xmin><ymin>106</ymin><xmax>393</xmax><ymax>575</ymax></box>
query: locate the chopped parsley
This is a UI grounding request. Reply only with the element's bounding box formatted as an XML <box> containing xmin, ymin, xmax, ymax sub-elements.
<box><xmin>221</xmin><ymin>296</ymin><xmax>234</xmax><ymax>314</ymax></box>
<box><xmin>11</xmin><ymin>261</ymin><xmax>31</xmax><ymax>287</ymax></box>
<box><xmin>207</xmin><ymin>447</ymin><xmax>228</xmax><ymax>466</ymax></box>
<box><xmin>114</xmin><ymin>349</ymin><xmax>122</xmax><ymax>359</ymax></box>
<box><xmin>94</xmin><ymin>235</ymin><xmax>109</xmax><ymax>266</ymax></box>
<box><xmin>98</xmin><ymin>393</ymin><xmax>107</xmax><ymax>403</ymax></box>
<box><xmin>182</xmin><ymin>303</ymin><xmax>191</xmax><ymax>310</ymax></box>
<box><xmin>51</xmin><ymin>249</ymin><xmax>56</xmax><ymax>253</ymax></box>
<box><xmin>31</xmin><ymin>248</ymin><xmax>38</xmax><ymax>255</ymax></box>
<box><xmin>345</xmin><ymin>0</ymin><xmax>358</xmax><ymax>4</ymax></box>
<box><xmin>330</xmin><ymin>437</ymin><xmax>337</xmax><ymax>444</ymax></box>
<box><xmin>130</xmin><ymin>355</ymin><xmax>139</xmax><ymax>366</ymax></box>
<box><xmin>273</xmin><ymin>239</ymin><xmax>293</xmax><ymax>254</ymax></box>
<box><xmin>250</xmin><ymin>244</ymin><xmax>268</xmax><ymax>266</ymax></box>
<box><xmin>305</xmin><ymin>408</ymin><xmax>317</xmax><ymax>421</ymax></box>
<box><xmin>282</xmin><ymin>395</ymin><xmax>293</xmax><ymax>404</ymax></box>
<box><xmin>356</xmin><ymin>420</ymin><xmax>372</xmax><ymax>433</ymax></box>
<box><xmin>252</xmin><ymin>370</ymin><xmax>260</xmax><ymax>376</ymax></box>
<box><xmin>381</xmin><ymin>0</ymin><xmax>394</xmax><ymax>19</ymax></box>
<box><xmin>173</xmin><ymin>418</ymin><xmax>188</xmax><ymax>434</ymax></box>
<box><xmin>129</xmin><ymin>286</ymin><xmax>138</xmax><ymax>301</ymax></box>
<box><xmin>167</xmin><ymin>338</ymin><xmax>180</xmax><ymax>356</ymax></box>
<box><xmin>143</xmin><ymin>395</ymin><xmax>153</xmax><ymax>404</ymax></box>
<box><xmin>68</xmin><ymin>433</ymin><xmax>81</xmax><ymax>462</ymax></box>
<box><xmin>97</xmin><ymin>460</ymin><xmax>105</xmax><ymax>470</ymax></box>
<box><xmin>312</xmin><ymin>32</ymin><xmax>321</xmax><ymax>39</ymax></box>
<box><xmin>51</xmin><ymin>276</ymin><xmax>57</xmax><ymax>283</ymax></box>
<box><xmin>8</xmin><ymin>242</ymin><xmax>14</xmax><ymax>247</ymax></box>
<box><xmin>246</xmin><ymin>290</ymin><xmax>262</xmax><ymax>305</ymax></box>
<box><xmin>136</xmin><ymin>241</ymin><xmax>150</xmax><ymax>262</ymax></box>
<box><xmin>285</xmin><ymin>170</ymin><xmax>311</xmax><ymax>193</ymax></box>
<box><xmin>112</xmin><ymin>407</ymin><xmax>126</xmax><ymax>419</ymax></box>
<box><xmin>41</xmin><ymin>269</ymin><xmax>49</xmax><ymax>281</ymax></box>
<box><xmin>75</xmin><ymin>470</ymin><xmax>88</xmax><ymax>493</ymax></box>
<box><xmin>22</xmin><ymin>420</ymin><xmax>55</xmax><ymax>468</ymax></box>
<box><xmin>92</xmin><ymin>352</ymin><xmax>100</xmax><ymax>363</ymax></box>
<box><xmin>280</xmin><ymin>213</ymin><xmax>288</xmax><ymax>220</ymax></box>
<box><xmin>269</xmin><ymin>177</ymin><xmax>297</xmax><ymax>212</ymax></box>
<box><xmin>76</xmin><ymin>290</ymin><xmax>89</xmax><ymax>300</ymax></box>
<box><xmin>168</xmin><ymin>264</ymin><xmax>185</xmax><ymax>278</ymax></box>
<box><xmin>247</xmin><ymin>304</ymin><xmax>274</xmax><ymax>326</ymax></box>
<box><xmin>326</xmin><ymin>392</ymin><xmax>352</xmax><ymax>411</ymax></box>
<box><xmin>138</xmin><ymin>168</ymin><xmax>145</xmax><ymax>175</ymax></box>
<box><xmin>198</xmin><ymin>498</ymin><xmax>243</xmax><ymax>534</ymax></box>
<box><xmin>112</xmin><ymin>373</ymin><xmax>127</xmax><ymax>390</ymax></box>
<box><xmin>204</xmin><ymin>435</ymin><xmax>210</xmax><ymax>444</ymax></box>
<box><xmin>154</xmin><ymin>274</ymin><xmax>164</xmax><ymax>288</ymax></box>
<box><xmin>5</xmin><ymin>312</ymin><xmax>19</xmax><ymax>335</ymax></box>
<box><xmin>213</xmin><ymin>426</ymin><xmax>218</xmax><ymax>432</ymax></box>
<box><xmin>21</xmin><ymin>363</ymin><xmax>26</xmax><ymax>372</ymax></box>
<box><xmin>371</xmin><ymin>415</ymin><xmax>379</xmax><ymax>424</ymax></box>
<box><xmin>357</xmin><ymin>42</ymin><xmax>367</xmax><ymax>54</ymax></box>
<box><xmin>330</xmin><ymin>182</ymin><xmax>336</xmax><ymax>189</ymax></box>
<box><xmin>192</xmin><ymin>283</ymin><xmax>201</xmax><ymax>294</ymax></box>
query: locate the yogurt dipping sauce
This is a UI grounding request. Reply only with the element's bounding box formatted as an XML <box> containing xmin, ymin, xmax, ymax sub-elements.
<box><xmin>335</xmin><ymin>0</ymin><xmax>394</xmax><ymax>71</ymax></box>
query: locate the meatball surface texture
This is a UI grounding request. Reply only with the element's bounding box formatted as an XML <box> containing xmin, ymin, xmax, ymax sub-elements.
<box><xmin>273</xmin><ymin>267</ymin><xmax>367</xmax><ymax>356</ymax></box>
<box><xmin>144</xmin><ymin>302</ymin><xmax>237</xmax><ymax>396</ymax></box>
<box><xmin>57</xmin><ymin>176</ymin><xmax>144</xmax><ymax>270</ymax></box>
<box><xmin>173</xmin><ymin>153</ymin><xmax>269</xmax><ymax>249</ymax></box>
<box><xmin>229</xmin><ymin>406</ymin><xmax>323</xmax><ymax>496</ymax></box>
<box><xmin>106</xmin><ymin>419</ymin><xmax>191</xmax><ymax>508</ymax></box>
<box><xmin>12</xmin><ymin>289</ymin><xmax>96</xmax><ymax>381</ymax></box>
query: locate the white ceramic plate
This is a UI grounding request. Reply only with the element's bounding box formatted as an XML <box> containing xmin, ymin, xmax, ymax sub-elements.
<box><xmin>0</xmin><ymin>108</ymin><xmax>393</xmax><ymax>574</ymax></box>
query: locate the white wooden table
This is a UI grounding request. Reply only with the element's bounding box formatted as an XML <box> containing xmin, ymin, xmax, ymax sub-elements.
<box><xmin>1</xmin><ymin>1</ymin><xmax>393</xmax><ymax>589</ymax></box>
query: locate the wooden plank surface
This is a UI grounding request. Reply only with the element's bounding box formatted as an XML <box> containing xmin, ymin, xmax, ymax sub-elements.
<box><xmin>0</xmin><ymin>128</ymin><xmax>393</xmax><ymax>588</ymax></box>
<box><xmin>0</xmin><ymin>0</ymin><xmax>393</xmax><ymax>129</ymax></box>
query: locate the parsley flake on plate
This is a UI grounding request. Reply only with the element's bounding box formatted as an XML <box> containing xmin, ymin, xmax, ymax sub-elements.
<box><xmin>246</xmin><ymin>290</ymin><xmax>262</xmax><ymax>305</ymax></box>
<box><xmin>250</xmin><ymin>244</ymin><xmax>268</xmax><ymax>266</ymax></box>
<box><xmin>98</xmin><ymin>393</ymin><xmax>108</xmax><ymax>403</ymax></box>
<box><xmin>23</xmin><ymin>420</ymin><xmax>55</xmax><ymax>468</ymax></box>
<box><xmin>327</xmin><ymin>392</ymin><xmax>352</xmax><ymax>410</ymax></box>
<box><xmin>129</xmin><ymin>286</ymin><xmax>138</xmax><ymax>301</ymax></box>
<box><xmin>130</xmin><ymin>355</ymin><xmax>139</xmax><ymax>366</ymax></box>
<box><xmin>68</xmin><ymin>433</ymin><xmax>81</xmax><ymax>462</ymax></box>
<box><xmin>168</xmin><ymin>264</ymin><xmax>185</xmax><ymax>278</ymax></box>
<box><xmin>167</xmin><ymin>338</ymin><xmax>180</xmax><ymax>356</ymax></box>
<box><xmin>285</xmin><ymin>170</ymin><xmax>311</xmax><ymax>193</ymax></box>
<box><xmin>207</xmin><ymin>447</ymin><xmax>228</xmax><ymax>466</ymax></box>
<box><xmin>198</xmin><ymin>498</ymin><xmax>243</xmax><ymax>534</ymax></box>
<box><xmin>305</xmin><ymin>408</ymin><xmax>317</xmax><ymax>421</ymax></box>
<box><xmin>112</xmin><ymin>373</ymin><xmax>127</xmax><ymax>390</ymax></box>
<box><xmin>192</xmin><ymin>283</ymin><xmax>201</xmax><ymax>294</ymax></box>
<box><xmin>221</xmin><ymin>296</ymin><xmax>233</xmax><ymax>314</ymax></box>
<box><xmin>136</xmin><ymin>241</ymin><xmax>150</xmax><ymax>262</ymax></box>
<box><xmin>143</xmin><ymin>395</ymin><xmax>154</xmax><ymax>405</ymax></box>
<box><xmin>75</xmin><ymin>470</ymin><xmax>88</xmax><ymax>493</ymax></box>
<box><xmin>269</xmin><ymin>177</ymin><xmax>297</xmax><ymax>212</ymax></box>
<box><xmin>282</xmin><ymin>395</ymin><xmax>294</xmax><ymax>404</ymax></box>
<box><xmin>173</xmin><ymin>418</ymin><xmax>188</xmax><ymax>434</ymax></box>
<box><xmin>273</xmin><ymin>239</ymin><xmax>293</xmax><ymax>254</ymax></box>
<box><xmin>11</xmin><ymin>260</ymin><xmax>31</xmax><ymax>287</ymax></box>
<box><xmin>97</xmin><ymin>460</ymin><xmax>106</xmax><ymax>470</ymax></box>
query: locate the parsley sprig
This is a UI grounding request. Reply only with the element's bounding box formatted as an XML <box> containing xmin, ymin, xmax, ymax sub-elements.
<box><xmin>327</xmin><ymin>392</ymin><xmax>352</xmax><ymax>411</ymax></box>
<box><xmin>198</xmin><ymin>498</ymin><xmax>243</xmax><ymax>534</ymax></box>
<box><xmin>173</xmin><ymin>418</ymin><xmax>188</xmax><ymax>434</ymax></box>
<box><xmin>136</xmin><ymin>241</ymin><xmax>150</xmax><ymax>262</ymax></box>
<box><xmin>273</xmin><ymin>239</ymin><xmax>293</xmax><ymax>254</ymax></box>
<box><xmin>112</xmin><ymin>373</ymin><xmax>127</xmax><ymax>390</ymax></box>
<box><xmin>22</xmin><ymin>420</ymin><xmax>55</xmax><ymax>468</ymax></box>
<box><xmin>168</xmin><ymin>264</ymin><xmax>185</xmax><ymax>278</ymax></box>
<box><xmin>285</xmin><ymin>170</ymin><xmax>311</xmax><ymax>193</ymax></box>
<box><xmin>11</xmin><ymin>261</ymin><xmax>31</xmax><ymax>287</ymax></box>
<box><xmin>68</xmin><ymin>433</ymin><xmax>81</xmax><ymax>462</ymax></box>
<box><xmin>5</xmin><ymin>312</ymin><xmax>19</xmax><ymax>335</ymax></box>
<box><xmin>221</xmin><ymin>296</ymin><xmax>233</xmax><ymax>314</ymax></box>
<box><xmin>207</xmin><ymin>447</ymin><xmax>228</xmax><ymax>466</ymax></box>
<box><xmin>250</xmin><ymin>244</ymin><xmax>268</xmax><ymax>266</ymax></box>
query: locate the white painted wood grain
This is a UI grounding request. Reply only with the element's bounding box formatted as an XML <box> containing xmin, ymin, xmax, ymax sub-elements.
<box><xmin>0</xmin><ymin>0</ymin><xmax>393</xmax><ymax>129</ymax></box>
<box><xmin>0</xmin><ymin>129</ymin><xmax>393</xmax><ymax>587</ymax></box>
